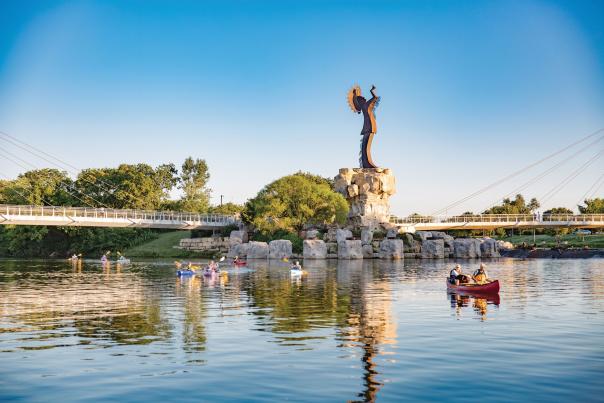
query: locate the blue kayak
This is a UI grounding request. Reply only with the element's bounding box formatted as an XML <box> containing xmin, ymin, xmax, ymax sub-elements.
<box><xmin>177</xmin><ymin>270</ymin><xmax>198</xmax><ymax>276</ymax></box>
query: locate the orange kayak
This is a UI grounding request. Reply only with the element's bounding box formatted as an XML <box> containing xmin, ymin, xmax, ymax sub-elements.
<box><xmin>446</xmin><ymin>279</ymin><xmax>500</xmax><ymax>294</ymax></box>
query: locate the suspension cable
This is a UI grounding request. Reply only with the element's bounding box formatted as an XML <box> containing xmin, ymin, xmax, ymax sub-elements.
<box><xmin>0</xmin><ymin>150</ymin><xmax>108</xmax><ymax>208</ymax></box>
<box><xmin>0</xmin><ymin>131</ymin><xmax>143</xmax><ymax>206</ymax></box>
<box><xmin>482</xmin><ymin>135</ymin><xmax>603</xmax><ymax>212</ymax></box>
<box><xmin>575</xmin><ymin>172</ymin><xmax>604</xmax><ymax>208</ymax></box>
<box><xmin>539</xmin><ymin>149</ymin><xmax>603</xmax><ymax>206</ymax></box>
<box><xmin>431</xmin><ymin>127</ymin><xmax>604</xmax><ymax>215</ymax></box>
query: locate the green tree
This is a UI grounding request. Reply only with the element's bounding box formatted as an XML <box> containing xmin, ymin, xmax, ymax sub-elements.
<box><xmin>178</xmin><ymin>157</ymin><xmax>211</xmax><ymax>212</ymax></box>
<box><xmin>75</xmin><ymin>163</ymin><xmax>178</xmax><ymax>209</ymax></box>
<box><xmin>484</xmin><ymin>194</ymin><xmax>540</xmax><ymax>214</ymax></box>
<box><xmin>243</xmin><ymin>173</ymin><xmax>348</xmax><ymax>234</ymax></box>
<box><xmin>209</xmin><ymin>202</ymin><xmax>244</xmax><ymax>215</ymax></box>
<box><xmin>543</xmin><ymin>207</ymin><xmax>573</xmax><ymax>215</ymax></box>
<box><xmin>1</xmin><ymin>169</ymin><xmax>74</xmax><ymax>205</ymax></box>
<box><xmin>578</xmin><ymin>198</ymin><xmax>604</xmax><ymax>214</ymax></box>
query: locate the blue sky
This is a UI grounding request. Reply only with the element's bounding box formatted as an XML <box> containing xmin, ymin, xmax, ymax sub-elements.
<box><xmin>0</xmin><ymin>0</ymin><xmax>602</xmax><ymax>215</ymax></box>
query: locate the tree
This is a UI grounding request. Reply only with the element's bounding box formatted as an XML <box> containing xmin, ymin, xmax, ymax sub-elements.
<box><xmin>178</xmin><ymin>157</ymin><xmax>211</xmax><ymax>213</ymax></box>
<box><xmin>1</xmin><ymin>169</ymin><xmax>74</xmax><ymax>206</ymax></box>
<box><xmin>243</xmin><ymin>173</ymin><xmax>348</xmax><ymax>234</ymax></box>
<box><xmin>578</xmin><ymin>198</ymin><xmax>604</xmax><ymax>214</ymax></box>
<box><xmin>75</xmin><ymin>163</ymin><xmax>178</xmax><ymax>209</ymax></box>
<box><xmin>210</xmin><ymin>202</ymin><xmax>244</xmax><ymax>215</ymax></box>
<box><xmin>543</xmin><ymin>207</ymin><xmax>573</xmax><ymax>215</ymax></box>
<box><xmin>484</xmin><ymin>194</ymin><xmax>539</xmax><ymax>214</ymax></box>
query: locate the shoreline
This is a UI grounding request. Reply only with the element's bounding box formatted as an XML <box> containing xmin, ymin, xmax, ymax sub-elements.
<box><xmin>500</xmin><ymin>248</ymin><xmax>604</xmax><ymax>259</ymax></box>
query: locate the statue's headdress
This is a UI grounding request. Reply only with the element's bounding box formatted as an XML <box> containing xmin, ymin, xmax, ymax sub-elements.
<box><xmin>347</xmin><ymin>85</ymin><xmax>362</xmax><ymax>113</ymax></box>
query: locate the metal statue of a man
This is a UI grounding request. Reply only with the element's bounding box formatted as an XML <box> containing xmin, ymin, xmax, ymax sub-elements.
<box><xmin>347</xmin><ymin>84</ymin><xmax>380</xmax><ymax>168</ymax></box>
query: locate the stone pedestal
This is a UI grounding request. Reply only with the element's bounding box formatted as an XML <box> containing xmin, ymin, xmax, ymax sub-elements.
<box><xmin>334</xmin><ymin>168</ymin><xmax>396</xmax><ymax>228</ymax></box>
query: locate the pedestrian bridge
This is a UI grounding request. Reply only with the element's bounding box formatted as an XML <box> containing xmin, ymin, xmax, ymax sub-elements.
<box><xmin>391</xmin><ymin>214</ymin><xmax>604</xmax><ymax>232</ymax></box>
<box><xmin>0</xmin><ymin>204</ymin><xmax>239</xmax><ymax>230</ymax></box>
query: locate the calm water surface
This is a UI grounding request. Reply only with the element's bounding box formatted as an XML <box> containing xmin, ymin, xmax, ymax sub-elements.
<box><xmin>1</xmin><ymin>258</ymin><xmax>603</xmax><ymax>402</ymax></box>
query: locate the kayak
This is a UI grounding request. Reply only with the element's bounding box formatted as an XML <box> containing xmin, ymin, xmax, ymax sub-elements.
<box><xmin>117</xmin><ymin>258</ymin><xmax>131</xmax><ymax>264</ymax></box>
<box><xmin>233</xmin><ymin>261</ymin><xmax>247</xmax><ymax>266</ymax></box>
<box><xmin>290</xmin><ymin>269</ymin><xmax>306</xmax><ymax>276</ymax></box>
<box><xmin>177</xmin><ymin>270</ymin><xmax>198</xmax><ymax>276</ymax></box>
<box><xmin>446</xmin><ymin>279</ymin><xmax>499</xmax><ymax>294</ymax></box>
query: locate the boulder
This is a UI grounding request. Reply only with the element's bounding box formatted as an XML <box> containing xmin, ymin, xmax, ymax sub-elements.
<box><xmin>496</xmin><ymin>240</ymin><xmax>514</xmax><ymax>250</ymax></box>
<box><xmin>268</xmin><ymin>240</ymin><xmax>292</xmax><ymax>259</ymax></box>
<box><xmin>444</xmin><ymin>239</ymin><xmax>455</xmax><ymax>255</ymax></box>
<box><xmin>303</xmin><ymin>240</ymin><xmax>327</xmax><ymax>259</ymax></box>
<box><xmin>247</xmin><ymin>241</ymin><xmax>269</xmax><ymax>259</ymax></box>
<box><xmin>324</xmin><ymin>227</ymin><xmax>338</xmax><ymax>242</ymax></box>
<box><xmin>228</xmin><ymin>242</ymin><xmax>250</xmax><ymax>258</ymax></box>
<box><xmin>416</xmin><ymin>231</ymin><xmax>432</xmax><ymax>241</ymax></box>
<box><xmin>229</xmin><ymin>230</ymin><xmax>247</xmax><ymax>247</ymax></box>
<box><xmin>379</xmin><ymin>239</ymin><xmax>404</xmax><ymax>259</ymax></box>
<box><xmin>362</xmin><ymin>244</ymin><xmax>374</xmax><ymax>258</ymax></box>
<box><xmin>421</xmin><ymin>239</ymin><xmax>445</xmax><ymax>259</ymax></box>
<box><xmin>326</xmin><ymin>242</ymin><xmax>338</xmax><ymax>254</ymax></box>
<box><xmin>334</xmin><ymin>167</ymin><xmax>396</xmax><ymax>227</ymax></box>
<box><xmin>336</xmin><ymin>229</ymin><xmax>353</xmax><ymax>243</ymax></box>
<box><xmin>479</xmin><ymin>238</ymin><xmax>500</xmax><ymax>258</ymax></box>
<box><xmin>386</xmin><ymin>228</ymin><xmax>398</xmax><ymax>239</ymax></box>
<box><xmin>361</xmin><ymin>227</ymin><xmax>373</xmax><ymax>245</ymax></box>
<box><xmin>305</xmin><ymin>229</ymin><xmax>320</xmax><ymax>240</ymax></box>
<box><xmin>430</xmin><ymin>231</ymin><xmax>454</xmax><ymax>242</ymax></box>
<box><xmin>338</xmin><ymin>240</ymin><xmax>363</xmax><ymax>259</ymax></box>
<box><xmin>453</xmin><ymin>238</ymin><xmax>481</xmax><ymax>258</ymax></box>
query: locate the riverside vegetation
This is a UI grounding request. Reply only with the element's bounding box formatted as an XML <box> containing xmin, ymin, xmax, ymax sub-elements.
<box><xmin>0</xmin><ymin>158</ymin><xmax>602</xmax><ymax>258</ymax></box>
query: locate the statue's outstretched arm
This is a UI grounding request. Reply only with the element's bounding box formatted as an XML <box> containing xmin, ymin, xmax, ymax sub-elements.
<box><xmin>370</xmin><ymin>85</ymin><xmax>377</xmax><ymax>100</ymax></box>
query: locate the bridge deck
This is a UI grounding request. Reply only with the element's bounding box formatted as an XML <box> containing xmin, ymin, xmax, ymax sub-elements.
<box><xmin>391</xmin><ymin>214</ymin><xmax>604</xmax><ymax>232</ymax></box>
<box><xmin>0</xmin><ymin>204</ymin><xmax>239</xmax><ymax>230</ymax></box>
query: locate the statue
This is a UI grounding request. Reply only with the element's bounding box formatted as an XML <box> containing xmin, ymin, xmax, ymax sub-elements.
<box><xmin>347</xmin><ymin>85</ymin><xmax>380</xmax><ymax>168</ymax></box>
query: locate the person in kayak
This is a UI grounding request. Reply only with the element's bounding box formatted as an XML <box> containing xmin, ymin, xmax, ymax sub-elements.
<box><xmin>233</xmin><ymin>256</ymin><xmax>241</xmax><ymax>264</ymax></box>
<box><xmin>290</xmin><ymin>261</ymin><xmax>302</xmax><ymax>271</ymax></box>
<box><xmin>473</xmin><ymin>264</ymin><xmax>489</xmax><ymax>284</ymax></box>
<box><xmin>450</xmin><ymin>264</ymin><xmax>471</xmax><ymax>285</ymax></box>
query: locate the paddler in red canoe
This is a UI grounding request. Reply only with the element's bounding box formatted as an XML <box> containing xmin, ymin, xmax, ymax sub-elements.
<box><xmin>472</xmin><ymin>264</ymin><xmax>489</xmax><ymax>284</ymax></box>
<box><xmin>449</xmin><ymin>264</ymin><xmax>471</xmax><ymax>285</ymax></box>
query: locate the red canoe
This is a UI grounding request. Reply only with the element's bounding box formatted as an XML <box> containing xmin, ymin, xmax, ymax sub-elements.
<box><xmin>446</xmin><ymin>279</ymin><xmax>500</xmax><ymax>294</ymax></box>
<box><xmin>233</xmin><ymin>261</ymin><xmax>247</xmax><ymax>266</ymax></box>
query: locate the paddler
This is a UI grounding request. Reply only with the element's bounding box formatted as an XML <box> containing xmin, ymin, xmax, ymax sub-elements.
<box><xmin>449</xmin><ymin>264</ymin><xmax>461</xmax><ymax>285</ymax></box>
<box><xmin>290</xmin><ymin>261</ymin><xmax>302</xmax><ymax>271</ymax></box>
<box><xmin>473</xmin><ymin>264</ymin><xmax>489</xmax><ymax>284</ymax></box>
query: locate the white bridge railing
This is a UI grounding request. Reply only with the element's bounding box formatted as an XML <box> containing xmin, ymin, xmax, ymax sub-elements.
<box><xmin>390</xmin><ymin>214</ymin><xmax>604</xmax><ymax>224</ymax></box>
<box><xmin>0</xmin><ymin>204</ymin><xmax>239</xmax><ymax>229</ymax></box>
<box><xmin>390</xmin><ymin>213</ymin><xmax>604</xmax><ymax>230</ymax></box>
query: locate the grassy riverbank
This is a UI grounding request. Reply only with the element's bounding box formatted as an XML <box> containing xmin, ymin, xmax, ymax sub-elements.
<box><xmin>124</xmin><ymin>231</ymin><xmax>214</xmax><ymax>258</ymax></box>
<box><xmin>499</xmin><ymin>233</ymin><xmax>604</xmax><ymax>248</ymax></box>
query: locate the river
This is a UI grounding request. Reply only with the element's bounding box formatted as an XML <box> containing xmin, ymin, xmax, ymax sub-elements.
<box><xmin>1</xmin><ymin>258</ymin><xmax>603</xmax><ymax>402</ymax></box>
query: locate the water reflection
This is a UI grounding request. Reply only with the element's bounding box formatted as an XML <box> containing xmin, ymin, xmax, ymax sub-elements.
<box><xmin>448</xmin><ymin>292</ymin><xmax>500</xmax><ymax>321</ymax></box>
<box><xmin>1</xmin><ymin>258</ymin><xmax>603</xmax><ymax>402</ymax></box>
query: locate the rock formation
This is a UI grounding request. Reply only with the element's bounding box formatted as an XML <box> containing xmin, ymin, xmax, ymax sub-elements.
<box><xmin>421</xmin><ymin>239</ymin><xmax>445</xmax><ymax>259</ymax></box>
<box><xmin>247</xmin><ymin>241</ymin><xmax>269</xmax><ymax>259</ymax></box>
<box><xmin>268</xmin><ymin>240</ymin><xmax>292</xmax><ymax>259</ymax></box>
<box><xmin>303</xmin><ymin>240</ymin><xmax>328</xmax><ymax>259</ymax></box>
<box><xmin>337</xmin><ymin>240</ymin><xmax>363</xmax><ymax>259</ymax></box>
<box><xmin>453</xmin><ymin>238</ymin><xmax>481</xmax><ymax>258</ymax></box>
<box><xmin>334</xmin><ymin>168</ymin><xmax>396</xmax><ymax>227</ymax></box>
<box><xmin>379</xmin><ymin>239</ymin><xmax>404</xmax><ymax>259</ymax></box>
